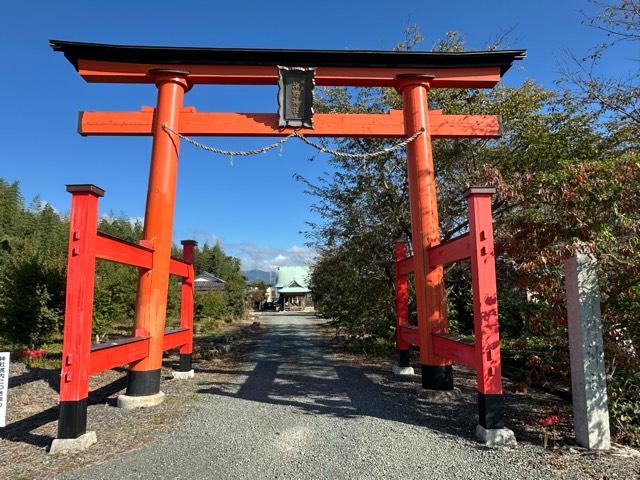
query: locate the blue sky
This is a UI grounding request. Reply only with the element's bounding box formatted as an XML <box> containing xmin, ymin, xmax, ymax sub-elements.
<box><xmin>0</xmin><ymin>1</ymin><xmax>633</xmax><ymax>270</ymax></box>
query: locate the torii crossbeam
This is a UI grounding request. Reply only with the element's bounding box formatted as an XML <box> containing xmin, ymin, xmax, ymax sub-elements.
<box><xmin>50</xmin><ymin>40</ymin><xmax>525</xmax><ymax>447</ymax></box>
<box><xmin>79</xmin><ymin>108</ymin><xmax>500</xmax><ymax>138</ymax></box>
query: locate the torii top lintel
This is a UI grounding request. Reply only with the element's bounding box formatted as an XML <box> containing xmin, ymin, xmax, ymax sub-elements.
<box><xmin>50</xmin><ymin>40</ymin><xmax>526</xmax><ymax>88</ymax></box>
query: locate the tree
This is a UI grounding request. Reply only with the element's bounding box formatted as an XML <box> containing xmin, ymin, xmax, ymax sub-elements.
<box><xmin>0</xmin><ymin>186</ymin><xmax>68</xmax><ymax>349</ymax></box>
<box><xmin>193</xmin><ymin>241</ymin><xmax>248</xmax><ymax>320</ymax></box>
<box><xmin>195</xmin><ymin>290</ymin><xmax>227</xmax><ymax>321</ymax></box>
<box><xmin>560</xmin><ymin>1</ymin><xmax>639</xmax><ymax>132</ymax></box>
<box><xmin>249</xmin><ymin>280</ymin><xmax>269</xmax><ymax>308</ymax></box>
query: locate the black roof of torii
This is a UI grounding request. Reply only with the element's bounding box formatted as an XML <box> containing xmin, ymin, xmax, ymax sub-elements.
<box><xmin>50</xmin><ymin>40</ymin><xmax>526</xmax><ymax>76</ymax></box>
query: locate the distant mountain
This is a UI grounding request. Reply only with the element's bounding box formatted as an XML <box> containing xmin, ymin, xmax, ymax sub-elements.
<box><xmin>242</xmin><ymin>269</ymin><xmax>275</xmax><ymax>284</ymax></box>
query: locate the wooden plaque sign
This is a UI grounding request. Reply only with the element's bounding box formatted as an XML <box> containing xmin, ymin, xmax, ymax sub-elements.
<box><xmin>278</xmin><ymin>66</ymin><xmax>315</xmax><ymax>128</ymax></box>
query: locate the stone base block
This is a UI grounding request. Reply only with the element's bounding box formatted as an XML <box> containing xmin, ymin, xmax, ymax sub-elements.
<box><xmin>49</xmin><ymin>431</ymin><xmax>97</xmax><ymax>454</ymax></box>
<box><xmin>417</xmin><ymin>387</ymin><xmax>462</xmax><ymax>402</ymax></box>
<box><xmin>392</xmin><ymin>365</ymin><xmax>415</xmax><ymax>376</ymax></box>
<box><xmin>117</xmin><ymin>391</ymin><xmax>165</xmax><ymax>410</ymax></box>
<box><xmin>476</xmin><ymin>424</ymin><xmax>517</xmax><ymax>447</ymax></box>
<box><xmin>172</xmin><ymin>369</ymin><xmax>195</xmax><ymax>380</ymax></box>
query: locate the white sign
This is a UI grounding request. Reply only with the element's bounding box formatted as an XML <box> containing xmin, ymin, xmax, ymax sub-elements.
<box><xmin>0</xmin><ymin>352</ymin><xmax>9</xmax><ymax>427</ymax></box>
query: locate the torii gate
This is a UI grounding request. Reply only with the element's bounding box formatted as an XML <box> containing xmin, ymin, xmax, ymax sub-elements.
<box><xmin>50</xmin><ymin>40</ymin><xmax>525</xmax><ymax>450</ymax></box>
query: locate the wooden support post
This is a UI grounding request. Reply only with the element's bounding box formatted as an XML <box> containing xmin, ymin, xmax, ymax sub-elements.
<box><xmin>565</xmin><ymin>253</ymin><xmax>611</xmax><ymax>450</ymax></box>
<box><xmin>466</xmin><ymin>187</ymin><xmax>515</xmax><ymax>445</ymax></box>
<box><xmin>56</xmin><ymin>185</ymin><xmax>104</xmax><ymax>441</ymax></box>
<box><xmin>393</xmin><ymin>241</ymin><xmax>413</xmax><ymax>374</ymax></box>
<box><xmin>126</xmin><ymin>70</ymin><xmax>190</xmax><ymax>400</ymax></box>
<box><xmin>397</xmin><ymin>75</ymin><xmax>452</xmax><ymax>390</ymax></box>
<box><xmin>176</xmin><ymin>240</ymin><xmax>197</xmax><ymax>376</ymax></box>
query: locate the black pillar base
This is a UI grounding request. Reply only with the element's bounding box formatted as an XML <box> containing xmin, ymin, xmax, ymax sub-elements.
<box><xmin>57</xmin><ymin>398</ymin><xmax>88</xmax><ymax>439</ymax></box>
<box><xmin>421</xmin><ymin>364</ymin><xmax>453</xmax><ymax>390</ymax></box>
<box><xmin>478</xmin><ymin>392</ymin><xmax>505</xmax><ymax>429</ymax></box>
<box><xmin>398</xmin><ymin>349</ymin><xmax>410</xmax><ymax>368</ymax></box>
<box><xmin>178</xmin><ymin>353</ymin><xmax>192</xmax><ymax>372</ymax></box>
<box><xmin>126</xmin><ymin>369</ymin><xmax>161</xmax><ymax>397</ymax></box>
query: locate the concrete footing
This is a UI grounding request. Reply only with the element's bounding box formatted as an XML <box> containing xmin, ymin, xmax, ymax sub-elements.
<box><xmin>49</xmin><ymin>431</ymin><xmax>97</xmax><ymax>454</ymax></box>
<box><xmin>416</xmin><ymin>387</ymin><xmax>462</xmax><ymax>402</ymax></box>
<box><xmin>117</xmin><ymin>391</ymin><xmax>165</xmax><ymax>410</ymax></box>
<box><xmin>392</xmin><ymin>365</ymin><xmax>415</xmax><ymax>376</ymax></box>
<box><xmin>476</xmin><ymin>424</ymin><xmax>517</xmax><ymax>447</ymax></box>
<box><xmin>172</xmin><ymin>369</ymin><xmax>195</xmax><ymax>380</ymax></box>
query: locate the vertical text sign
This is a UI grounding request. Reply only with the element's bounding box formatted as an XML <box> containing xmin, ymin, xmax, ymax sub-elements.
<box><xmin>565</xmin><ymin>254</ymin><xmax>611</xmax><ymax>450</ymax></box>
<box><xmin>0</xmin><ymin>352</ymin><xmax>8</xmax><ymax>427</ymax></box>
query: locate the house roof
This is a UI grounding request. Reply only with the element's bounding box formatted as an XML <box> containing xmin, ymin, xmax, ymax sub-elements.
<box><xmin>50</xmin><ymin>40</ymin><xmax>526</xmax><ymax>76</ymax></box>
<box><xmin>195</xmin><ymin>271</ymin><xmax>225</xmax><ymax>281</ymax></box>
<box><xmin>194</xmin><ymin>272</ymin><xmax>226</xmax><ymax>287</ymax></box>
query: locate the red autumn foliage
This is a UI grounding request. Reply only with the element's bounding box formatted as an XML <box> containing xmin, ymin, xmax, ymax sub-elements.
<box><xmin>18</xmin><ymin>348</ymin><xmax>46</xmax><ymax>359</ymax></box>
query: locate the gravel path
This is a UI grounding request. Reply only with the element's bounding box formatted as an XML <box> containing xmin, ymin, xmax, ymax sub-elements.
<box><xmin>60</xmin><ymin>314</ymin><xmax>574</xmax><ymax>479</ymax></box>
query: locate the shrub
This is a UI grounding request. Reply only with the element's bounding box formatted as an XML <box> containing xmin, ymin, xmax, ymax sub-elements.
<box><xmin>196</xmin><ymin>291</ymin><xmax>227</xmax><ymax>321</ymax></box>
<box><xmin>0</xmin><ymin>248</ymin><xmax>65</xmax><ymax>349</ymax></box>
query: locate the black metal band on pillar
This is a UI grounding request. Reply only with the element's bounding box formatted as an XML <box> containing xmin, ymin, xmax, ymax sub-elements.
<box><xmin>178</xmin><ymin>353</ymin><xmax>192</xmax><ymax>372</ymax></box>
<box><xmin>57</xmin><ymin>398</ymin><xmax>88</xmax><ymax>439</ymax></box>
<box><xmin>478</xmin><ymin>392</ymin><xmax>505</xmax><ymax>429</ymax></box>
<box><xmin>399</xmin><ymin>349</ymin><xmax>411</xmax><ymax>368</ymax></box>
<box><xmin>126</xmin><ymin>369</ymin><xmax>162</xmax><ymax>396</ymax></box>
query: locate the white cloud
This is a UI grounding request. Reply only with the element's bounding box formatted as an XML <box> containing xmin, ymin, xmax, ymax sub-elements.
<box><xmin>225</xmin><ymin>241</ymin><xmax>317</xmax><ymax>271</ymax></box>
<box><xmin>175</xmin><ymin>230</ymin><xmax>317</xmax><ymax>272</ymax></box>
<box><xmin>100</xmin><ymin>213</ymin><xmax>144</xmax><ymax>228</ymax></box>
<box><xmin>30</xmin><ymin>200</ymin><xmax>59</xmax><ymax>214</ymax></box>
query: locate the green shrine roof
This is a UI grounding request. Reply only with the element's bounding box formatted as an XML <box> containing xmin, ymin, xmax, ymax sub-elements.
<box><xmin>275</xmin><ymin>266</ymin><xmax>311</xmax><ymax>294</ymax></box>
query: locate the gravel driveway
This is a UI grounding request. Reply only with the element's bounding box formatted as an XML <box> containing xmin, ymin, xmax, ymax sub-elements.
<box><xmin>59</xmin><ymin>313</ymin><xmax>577</xmax><ymax>479</ymax></box>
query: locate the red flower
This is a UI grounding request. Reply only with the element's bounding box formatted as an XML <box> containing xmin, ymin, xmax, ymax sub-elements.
<box><xmin>18</xmin><ymin>348</ymin><xmax>46</xmax><ymax>359</ymax></box>
<box><xmin>541</xmin><ymin>415</ymin><xmax>560</xmax><ymax>427</ymax></box>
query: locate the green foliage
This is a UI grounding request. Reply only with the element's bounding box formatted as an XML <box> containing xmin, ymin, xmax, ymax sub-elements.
<box><xmin>195</xmin><ymin>290</ymin><xmax>227</xmax><ymax>321</ymax></box>
<box><xmin>250</xmin><ymin>281</ymin><xmax>269</xmax><ymax>302</ymax></box>
<box><xmin>195</xmin><ymin>242</ymin><xmax>243</xmax><ymax>283</ymax></box>
<box><xmin>92</xmin><ymin>262</ymin><xmax>138</xmax><ymax>340</ymax></box>
<box><xmin>224</xmin><ymin>278</ymin><xmax>248</xmax><ymax>319</ymax></box>
<box><xmin>0</xmin><ymin>183</ymin><xmax>68</xmax><ymax>348</ymax></box>
<box><xmin>0</xmin><ymin>240</ymin><xmax>65</xmax><ymax>349</ymax></box>
<box><xmin>192</xmin><ymin>241</ymin><xmax>248</xmax><ymax>321</ymax></box>
<box><xmin>608</xmin><ymin>370</ymin><xmax>640</xmax><ymax>446</ymax></box>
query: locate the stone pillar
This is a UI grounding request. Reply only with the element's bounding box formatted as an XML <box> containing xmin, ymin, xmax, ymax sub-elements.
<box><xmin>565</xmin><ymin>253</ymin><xmax>611</xmax><ymax>450</ymax></box>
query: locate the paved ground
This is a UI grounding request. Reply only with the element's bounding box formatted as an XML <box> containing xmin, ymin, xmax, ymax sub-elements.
<box><xmin>60</xmin><ymin>314</ymin><xmax>571</xmax><ymax>480</ymax></box>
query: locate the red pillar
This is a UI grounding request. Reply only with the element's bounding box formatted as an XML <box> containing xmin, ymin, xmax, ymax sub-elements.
<box><xmin>58</xmin><ymin>184</ymin><xmax>104</xmax><ymax>439</ymax></box>
<box><xmin>466</xmin><ymin>187</ymin><xmax>505</xmax><ymax>429</ymax></box>
<box><xmin>178</xmin><ymin>239</ymin><xmax>196</xmax><ymax>372</ymax></box>
<box><xmin>393</xmin><ymin>241</ymin><xmax>411</xmax><ymax>367</ymax></box>
<box><xmin>127</xmin><ymin>70</ymin><xmax>190</xmax><ymax>397</ymax></box>
<box><xmin>397</xmin><ymin>75</ymin><xmax>452</xmax><ymax>390</ymax></box>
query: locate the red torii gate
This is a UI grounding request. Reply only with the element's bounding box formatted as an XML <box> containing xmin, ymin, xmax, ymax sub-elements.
<box><xmin>50</xmin><ymin>40</ymin><xmax>525</xmax><ymax>447</ymax></box>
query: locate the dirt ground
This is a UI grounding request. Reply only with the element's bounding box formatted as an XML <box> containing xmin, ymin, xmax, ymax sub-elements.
<box><xmin>320</xmin><ymin>325</ymin><xmax>640</xmax><ymax>480</ymax></box>
<box><xmin>0</xmin><ymin>320</ymin><xmax>265</xmax><ymax>480</ymax></box>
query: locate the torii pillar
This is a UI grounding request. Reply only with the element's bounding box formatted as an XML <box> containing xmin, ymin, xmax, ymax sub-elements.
<box><xmin>121</xmin><ymin>70</ymin><xmax>191</xmax><ymax>405</ymax></box>
<box><xmin>397</xmin><ymin>74</ymin><xmax>453</xmax><ymax>390</ymax></box>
